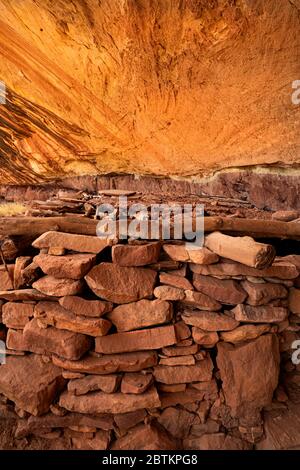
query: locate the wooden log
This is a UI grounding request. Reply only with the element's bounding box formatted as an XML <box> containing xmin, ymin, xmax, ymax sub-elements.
<box><xmin>204</xmin><ymin>232</ymin><xmax>276</xmax><ymax>269</ymax></box>
<box><xmin>0</xmin><ymin>216</ymin><xmax>300</xmax><ymax>239</ymax></box>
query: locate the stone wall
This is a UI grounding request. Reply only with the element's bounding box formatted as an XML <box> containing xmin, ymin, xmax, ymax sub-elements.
<box><xmin>0</xmin><ymin>231</ymin><xmax>300</xmax><ymax>450</ymax></box>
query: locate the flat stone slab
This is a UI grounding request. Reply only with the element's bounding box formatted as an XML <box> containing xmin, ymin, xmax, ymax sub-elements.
<box><xmin>159</xmin><ymin>272</ymin><xmax>193</xmax><ymax>290</ymax></box>
<box><xmin>27</xmin><ymin>318</ymin><xmax>91</xmax><ymax>358</ymax></box>
<box><xmin>231</xmin><ymin>304</ymin><xmax>288</xmax><ymax>323</ymax></box>
<box><xmin>34</xmin><ymin>253</ymin><xmax>96</xmax><ymax>279</ymax></box>
<box><xmin>182</xmin><ymin>310</ymin><xmax>239</xmax><ymax>331</ymax></box>
<box><xmin>190</xmin><ymin>260</ymin><xmax>299</xmax><ymax>280</ymax></box>
<box><xmin>181</xmin><ymin>290</ymin><xmax>221</xmax><ymax>311</ymax></box>
<box><xmin>32</xmin><ymin>231</ymin><xmax>113</xmax><ymax>253</ymax></box>
<box><xmin>95</xmin><ymin>325</ymin><xmax>177</xmax><ymax>354</ymax></box>
<box><xmin>112</xmin><ymin>242</ymin><xmax>161</xmax><ymax>266</ymax></box>
<box><xmin>121</xmin><ymin>373</ymin><xmax>153</xmax><ymax>394</ymax></box>
<box><xmin>68</xmin><ymin>374</ymin><xmax>121</xmax><ymax>395</ymax></box>
<box><xmin>162</xmin><ymin>244</ymin><xmax>219</xmax><ymax>264</ymax></box>
<box><xmin>34</xmin><ymin>301</ymin><xmax>111</xmax><ymax>336</ymax></box>
<box><xmin>7</xmin><ymin>319</ymin><xmax>91</xmax><ymax>360</ymax></box>
<box><xmin>193</xmin><ymin>274</ymin><xmax>247</xmax><ymax>305</ymax></box>
<box><xmin>52</xmin><ymin>351</ymin><xmax>158</xmax><ymax>374</ymax></box>
<box><xmin>154</xmin><ymin>358</ymin><xmax>213</xmax><ymax>384</ymax></box>
<box><xmin>15</xmin><ymin>412</ymin><xmax>114</xmax><ymax>438</ymax></box>
<box><xmin>33</xmin><ymin>276</ymin><xmax>83</xmax><ymax>297</ymax></box>
<box><xmin>85</xmin><ymin>262</ymin><xmax>157</xmax><ymax>303</ymax></box>
<box><xmin>107</xmin><ymin>299</ymin><xmax>173</xmax><ymax>332</ymax></box>
<box><xmin>241</xmin><ymin>280</ymin><xmax>287</xmax><ymax>306</ymax></box>
<box><xmin>0</xmin><ymin>354</ymin><xmax>65</xmax><ymax>416</ymax></box>
<box><xmin>220</xmin><ymin>324</ymin><xmax>272</xmax><ymax>343</ymax></box>
<box><xmin>59</xmin><ymin>296</ymin><xmax>113</xmax><ymax>317</ymax></box>
<box><xmin>0</xmin><ymin>289</ymin><xmax>58</xmax><ymax>301</ymax></box>
<box><xmin>59</xmin><ymin>386</ymin><xmax>160</xmax><ymax>414</ymax></box>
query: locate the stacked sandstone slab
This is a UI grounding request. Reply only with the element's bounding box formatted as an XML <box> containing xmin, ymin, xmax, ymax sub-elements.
<box><xmin>0</xmin><ymin>230</ymin><xmax>300</xmax><ymax>450</ymax></box>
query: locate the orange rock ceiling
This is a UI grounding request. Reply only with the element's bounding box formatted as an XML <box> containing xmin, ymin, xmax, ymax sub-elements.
<box><xmin>0</xmin><ymin>0</ymin><xmax>299</xmax><ymax>184</ymax></box>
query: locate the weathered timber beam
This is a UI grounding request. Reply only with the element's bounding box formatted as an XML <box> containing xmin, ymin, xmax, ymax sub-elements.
<box><xmin>0</xmin><ymin>216</ymin><xmax>300</xmax><ymax>240</ymax></box>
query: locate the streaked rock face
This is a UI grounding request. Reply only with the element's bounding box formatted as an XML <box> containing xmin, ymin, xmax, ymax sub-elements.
<box><xmin>0</xmin><ymin>0</ymin><xmax>299</xmax><ymax>183</ymax></box>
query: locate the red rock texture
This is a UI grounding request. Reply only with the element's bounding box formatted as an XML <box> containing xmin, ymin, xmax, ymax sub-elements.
<box><xmin>107</xmin><ymin>299</ymin><xmax>172</xmax><ymax>332</ymax></box>
<box><xmin>0</xmin><ymin>355</ymin><xmax>65</xmax><ymax>416</ymax></box>
<box><xmin>217</xmin><ymin>334</ymin><xmax>280</xmax><ymax>417</ymax></box>
<box><xmin>85</xmin><ymin>263</ymin><xmax>157</xmax><ymax>303</ymax></box>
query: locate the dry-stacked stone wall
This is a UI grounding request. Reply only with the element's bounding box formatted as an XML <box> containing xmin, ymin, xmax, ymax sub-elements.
<box><xmin>0</xmin><ymin>230</ymin><xmax>300</xmax><ymax>450</ymax></box>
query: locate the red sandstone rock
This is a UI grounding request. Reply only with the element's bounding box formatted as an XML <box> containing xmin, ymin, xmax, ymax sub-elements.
<box><xmin>154</xmin><ymin>357</ymin><xmax>213</xmax><ymax>384</ymax></box>
<box><xmin>193</xmin><ymin>274</ymin><xmax>247</xmax><ymax>304</ymax></box>
<box><xmin>154</xmin><ymin>285</ymin><xmax>185</xmax><ymax>301</ymax></box>
<box><xmin>190</xmin><ymin>260</ymin><xmax>299</xmax><ymax>279</ymax></box>
<box><xmin>0</xmin><ymin>288</ymin><xmax>57</xmax><ymax>301</ymax></box>
<box><xmin>256</xmin><ymin>403</ymin><xmax>300</xmax><ymax>450</ymax></box>
<box><xmin>2</xmin><ymin>302</ymin><xmax>34</xmax><ymax>329</ymax></box>
<box><xmin>149</xmin><ymin>260</ymin><xmax>181</xmax><ymax>271</ymax></box>
<box><xmin>20</xmin><ymin>319</ymin><xmax>91</xmax><ymax>359</ymax></box>
<box><xmin>217</xmin><ymin>334</ymin><xmax>280</xmax><ymax>417</ymax></box>
<box><xmin>33</xmin><ymin>276</ymin><xmax>83</xmax><ymax>296</ymax></box>
<box><xmin>289</xmin><ymin>288</ymin><xmax>300</xmax><ymax>315</ymax></box>
<box><xmin>189</xmin><ymin>418</ymin><xmax>220</xmax><ymax>437</ymax></box>
<box><xmin>121</xmin><ymin>373</ymin><xmax>153</xmax><ymax>394</ymax></box>
<box><xmin>190</xmin><ymin>379</ymin><xmax>218</xmax><ymax>401</ymax></box>
<box><xmin>181</xmin><ymin>290</ymin><xmax>221</xmax><ymax>311</ymax></box>
<box><xmin>112</xmin><ymin>242</ymin><xmax>160</xmax><ymax>266</ymax></box>
<box><xmin>0</xmin><ymin>354</ymin><xmax>65</xmax><ymax>416</ymax></box>
<box><xmin>163</xmin><ymin>244</ymin><xmax>219</xmax><ymax>264</ymax></box>
<box><xmin>15</xmin><ymin>412</ymin><xmax>114</xmax><ymax>438</ymax></box>
<box><xmin>71</xmin><ymin>430</ymin><xmax>111</xmax><ymax>450</ymax></box>
<box><xmin>13</xmin><ymin>256</ymin><xmax>37</xmax><ymax>289</ymax></box>
<box><xmin>6</xmin><ymin>329</ymin><xmax>27</xmax><ymax>351</ymax></box>
<box><xmin>59</xmin><ymin>295</ymin><xmax>113</xmax><ymax>317</ymax></box>
<box><xmin>159</xmin><ymin>271</ymin><xmax>193</xmax><ymax>290</ymax></box>
<box><xmin>107</xmin><ymin>299</ymin><xmax>173</xmax><ymax>332</ymax></box>
<box><xmin>231</xmin><ymin>304</ymin><xmax>288</xmax><ymax>323</ymax></box>
<box><xmin>159</xmin><ymin>388</ymin><xmax>205</xmax><ymax>408</ymax></box>
<box><xmin>59</xmin><ymin>386</ymin><xmax>160</xmax><ymax>414</ymax></box>
<box><xmin>158</xmin><ymin>407</ymin><xmax>195</xmax><ymax>439</ymax></box>
<box><xmin>159</xmin><ymin>355</ymin><xmax>195</xmax><ymax>366</ymax></box>
<box><xmin>85</xmin><ymin>262</ymin><xmax>157</xmax><ymax>303</ymax></box>
<box><xmin>205</xmin><ymin>232</ymin><xmax>275</xmax><ymax>269</ymax></box>
<box><xmin>52</xmin><ymin>351</ymin><xmax>157</xmax><ymax>374</ymax></box>
<box><xmin>34</xmin><ymin>301</ymin><xmax>111</xmax><ymax>336</ymax></box>
<box><xmin>192</xmin><ymin>327</ymin><xmax>219</xmax><ymax>347</ymax></box>
<box><xmin>114</xmin><ymin>409</ymin><xmax>147</xmax><ymax>435</ymax></box>
<box><xmin>0</xmin><ymin>265</ymin><xmax>14</xmax><ymax>290</ymax></box>
<box><xmin>241</xmin><ymin>280</ymin><xmax>287</xmax><ymax>306</ymax></box>
<box><xmin>184</xmin><ymin>433</ymin><xmax>250</xmax><ymax>450</ymax></box>
<box><xmin>174</xmin><ymin>321</ymin><xmax>191</xmax><ymax>341</ymax></box>
<box><xmin>111</xmin><ymin>422</ymin><xmax>178</xmax><ymax>450</ymax></box>
<box><xmin>95</xmin><ymin>325</ymin><xmax>177</xmax><ymax>354</ymax></box>
<box><xmin>182</xmin><ymin>310</ymin><xmax>239</xmax><ymax>331</ymax></box>
<box><xmin>68</xmin><ymin>375</ymin><xmax>121</xmax><ymax>395</ymax></box>
<box><xmin>220</xmin><ymin>324</ymin><xmax>272</xmax><ymax>343</ymax></box>
<box><xmin>161</xmin><ymin>343</ymin><xmax>198</xmax><ymax>357</ymax></box>
<box><xmin>32</xmin><ymin>231</ymin><xmax>113</xmax><ymax>253</ymax></box>
<box><xmin>34</xmin><ymin>253</ymin><xmax>96</xmax><ymax>279</ymax></box>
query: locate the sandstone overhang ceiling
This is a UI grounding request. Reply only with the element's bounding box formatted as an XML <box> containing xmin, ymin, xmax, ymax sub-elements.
<box><xmin>0</xmin><ymin>0</ymin><xmax>299</xmax><ymax>184</ymax></box>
